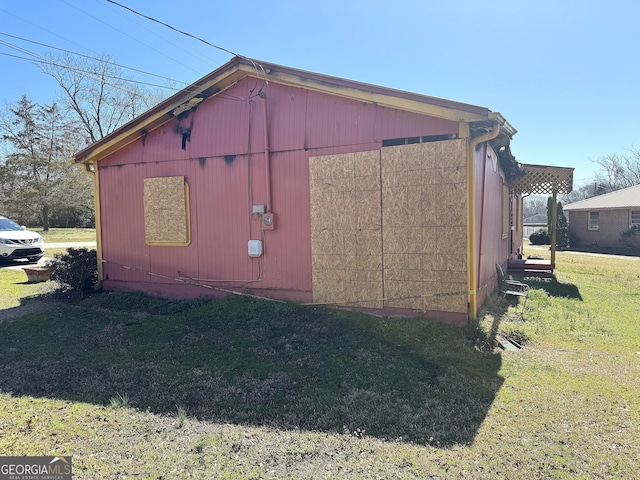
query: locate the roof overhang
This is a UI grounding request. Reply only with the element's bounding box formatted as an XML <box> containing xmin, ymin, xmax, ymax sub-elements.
<box><xmin>73</xmin><ymin>56</ymin><xmax>507</xmax><ymax>165</ymax></box>
<box><xmin>508</xmin><ymin>163</ymin><xmax>574</xmax><ymax>195</ymax></box>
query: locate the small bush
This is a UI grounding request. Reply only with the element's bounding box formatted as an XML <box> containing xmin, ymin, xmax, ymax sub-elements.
<box><xmin>621</xmin><ymin>225</ymin><xmax>640</xmax><ymax>250</ymax></box>
<box><xmin>529</xmin><ymin>228</ymin><xmax>551</xmax><ymax>245</ymax></box>
<box><xmin>47</xmin><ymin>247</ymin><xmax>98</xmax><ymax>298</ymax></box>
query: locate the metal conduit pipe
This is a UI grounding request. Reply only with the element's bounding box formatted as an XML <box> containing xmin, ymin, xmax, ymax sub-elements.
<box><xmin>259</xmin><ymin>90</ymin><xmax>272</xmax><ymax>212</ymax></box>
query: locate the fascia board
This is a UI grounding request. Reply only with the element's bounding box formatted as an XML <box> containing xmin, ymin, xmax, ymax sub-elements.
<box><xmin>73</xmin><ymin>66</ymin><xmax>247</xmax><ymax>164</ymax></box>
<box><xmin>240</xmin><ymin>64</ymin><xmax>489</xmax><ymax>124</ymax></box>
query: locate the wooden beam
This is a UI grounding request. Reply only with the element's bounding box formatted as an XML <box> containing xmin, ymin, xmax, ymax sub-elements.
<box><xmin>551</xmin><ymin>189</ymin><xmax>558</xmax><ymax>265</ymax></box>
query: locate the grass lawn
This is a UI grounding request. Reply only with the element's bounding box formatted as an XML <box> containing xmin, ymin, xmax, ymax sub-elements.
<box><xmin>35</xmin><ymin>228</ymin><xmax>96</xmax><ymax>243</ymax></box>
<box><xmin>0</xmin><ymin>251</ymin><xmax>638</xmax><ymax>479</ymax></box>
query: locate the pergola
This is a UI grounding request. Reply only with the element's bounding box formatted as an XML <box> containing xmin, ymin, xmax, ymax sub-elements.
<box><xmin>508</xmin><ymin>163</ymin><xmax>575</xmax><ymax>265</ymax></box>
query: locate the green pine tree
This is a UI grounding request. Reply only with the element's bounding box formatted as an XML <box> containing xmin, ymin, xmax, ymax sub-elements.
<box><xmin>546</xmin><ymin>197</ymin><xmax>570</xmax><ymax>249</ymax></box>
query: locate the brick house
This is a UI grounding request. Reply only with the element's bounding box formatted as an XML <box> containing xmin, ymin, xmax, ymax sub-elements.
<box><xmin>564</xmin><ymin>184</ymin><xmax>640</xmax><ymax>250</ymax></box>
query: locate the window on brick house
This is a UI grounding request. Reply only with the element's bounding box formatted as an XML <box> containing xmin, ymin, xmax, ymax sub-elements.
<box><xmin>631</xmin><ymin>211</ymin><xmax>640</xmax><ymax>228</ymax></box>
<box><xmin>588</xmin><ymin>211</ymin><xmax>599</xmax><ymax>231</ymax></box>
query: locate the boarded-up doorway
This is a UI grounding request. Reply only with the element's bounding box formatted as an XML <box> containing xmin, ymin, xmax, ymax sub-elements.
<box><xmin>310</xmin><ymin>139</ymin><xmax>468</xmax><ymax>315</ymax></box>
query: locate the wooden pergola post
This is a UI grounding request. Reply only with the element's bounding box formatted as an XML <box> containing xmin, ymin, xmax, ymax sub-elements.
<box><xmin>506</xmin><ymin>164</ymin><xmax>573</xmax><ymax>270</ymax></box>
<box><xmin>550</xmin><ymin>188</ymin><xmax>558</xmax><ymax>266</ymax></box>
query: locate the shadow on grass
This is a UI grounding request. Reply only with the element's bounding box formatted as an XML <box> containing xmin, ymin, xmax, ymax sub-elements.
<box><xmin>0</xmin><ymin>293</ymin><xmax>503</xmax><ymax>447</ymax></box>
<box><xmin>524</xmin><ymin>278</ymin><xmax>582</xmax><ymax>300</ymax></box>
<box><xmin>471</xmin><ymin>292</ymin><xmax>528</xmax><ymax>351</ymax></box>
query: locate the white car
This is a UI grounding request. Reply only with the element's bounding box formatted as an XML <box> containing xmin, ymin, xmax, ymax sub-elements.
<box><xmin>0</xmin><ymin>216</ymin><xmax>45</xmax><ymax>263</ymax></box>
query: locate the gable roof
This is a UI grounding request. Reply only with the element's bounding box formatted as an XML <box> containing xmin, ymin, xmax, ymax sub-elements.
<box><xmin>73</xmin><ymin>56</ymin><xmax>516</xmax><ymax>165</ymax></box>
<box><xmin>564</xmin><ymin>184</ymin><xmax>640</xmax><ymax>211</ymax></box>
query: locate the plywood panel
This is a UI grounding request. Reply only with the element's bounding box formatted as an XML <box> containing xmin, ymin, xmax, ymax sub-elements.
<box><xmin>310</xmin><ymin>150</ymin><xmax>383</xmax><ymax>309</ymax></box>
<box><xmin>311</xmin><ymin>140</ymin><xmax>467</xmax><ymax>315</ymax></box>
<box><xmin>143</xmin><ymin>176</ymin><xmax>190</xmax><ymax>245</ymax></box>
<box><xmin>381</xmin><ymin>139</ymin><xmax>468</xmax><ymax>313</ymax></box>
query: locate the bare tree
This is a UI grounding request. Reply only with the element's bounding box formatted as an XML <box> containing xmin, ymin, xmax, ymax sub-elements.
<box><xmin>562</xmin><ymin>146</ymin><xmax>640</xmax><ymax>205</ymax></box>
<box><xmin>39</xmin><ymin>53</ymin><xmax>160</xmax><ymax>144</ymax></box>
<box><xmin>523</xmin><ymin>195</ymin><xmax>548</xmax><ymax>220</ymax></box>
<box><xmin>591</xmin><ymin>147</ymin><xmax>640</xmax><ymax>191</ymax></box>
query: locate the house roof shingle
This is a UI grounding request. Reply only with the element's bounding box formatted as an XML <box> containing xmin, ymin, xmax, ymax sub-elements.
<box><xmin>563</xmin><ymin>184</ymin><xmax>640</xmax><ymax>211</ymax></box>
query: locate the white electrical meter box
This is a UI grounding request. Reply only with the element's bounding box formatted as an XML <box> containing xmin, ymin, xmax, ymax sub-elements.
<box><xmin>247</xmin><ymin>239</ymin><xmax>263</xmax><ymax>257</ymax></box>
<box><xmin>252</xmin><ymin>204</ymin><xmax>266</xmax><ymax>214</ymax></box>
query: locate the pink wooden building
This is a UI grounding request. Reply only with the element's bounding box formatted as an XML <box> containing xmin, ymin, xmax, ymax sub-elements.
<box><xmin>73</xmin><ymin>57</ymin><xmax>572</xmax><ymax>324</ymax></box>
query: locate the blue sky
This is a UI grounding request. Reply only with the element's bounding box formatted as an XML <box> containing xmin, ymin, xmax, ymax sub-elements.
<box><xmin>1</xmin><ymin>0</ymin><xmax>638</xmax><ymax>187</ymax></box>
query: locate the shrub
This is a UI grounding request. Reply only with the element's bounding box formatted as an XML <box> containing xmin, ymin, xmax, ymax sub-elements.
<box><xmin>47</xmin><ymin>248</ymin><xmax>99</xmax><ymax>298</ymax></box>
<box><xmin>529</xmin><ymin>228</ymin><xmax>551</xmax><ymax>245</ymax></box>
<box><xmin>621</xmin><ymin>225</ymin><xmax>640</xmax><ymax>250</ymax></box>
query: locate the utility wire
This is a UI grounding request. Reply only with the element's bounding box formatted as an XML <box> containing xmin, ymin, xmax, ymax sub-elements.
<box><xmin>61</xmin><ymin>0</ymin><xmax>205</xmax><ymax>76</ymax></box>
<box><xmin>95</xmin><ymin>0</ymin><xmax>220</xmax><ymax>68</ymax></box>
<box><xmin>0</xmin><ymin>32</ymin><xmax>190</xmax><ymax>87</ymax></box>
<box><xmin>104</xmin><ymin>0</ymin><xmax>241</xmax><ymax>58</ymax></box>
<box><xmin>0</xmin><ymin>3</ymin><xmax>207</xmax><ymax>89</ymax></box>
<box><xmin>104</xmin><ymin>0</ymin><xmax>268</xmax><ymax>82</ymax></box>
<box><xmin>1</xmin><ymin>2</ymin><xmax>267</xmax><ymax>105</ymax></box>
<box><xmin>0</xmin><ymin>50</ymin><xmax>252</xmax><ymax>103</ymax></box>
<box><xmin>0</xmin><ymin>6</ymin><xmax>94</xmax><ymax>61</ymax></box>
<box><xmin>0</xmin><ymin>49</ymin><xmax>178</xmax><ymax>92</ymax></box>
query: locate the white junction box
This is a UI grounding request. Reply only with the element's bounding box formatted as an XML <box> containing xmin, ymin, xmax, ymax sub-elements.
<box><xmin>248</xmin><ymin>239</ymin><xmax>263</xmax><ymax>257</ymax></box>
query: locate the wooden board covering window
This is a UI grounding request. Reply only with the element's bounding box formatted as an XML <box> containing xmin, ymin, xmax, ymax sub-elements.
<box><xmin>310</xmin><ymin>140</ymin><xmax>468</xmax><ymax>314</ymax></box>
<box><xmin>381</xmin><ymin>140</ymin><xmax>468</xmax><ymax>314</ymax></box>
<box><xmin>144</xmin><ymin>176</ymin><xmax>191</xmax><ymax>245</ymax></box>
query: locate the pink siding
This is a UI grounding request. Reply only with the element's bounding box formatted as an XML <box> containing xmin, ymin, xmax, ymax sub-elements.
<box><xmin>475</xmin><ymin>146</ymin><xmax>510</xmax><ymax>308</ymax></box>
<box><xmin>98</xmin><ymin>78</ymin><xmax>460</xmax><ymax>299</ymax></box>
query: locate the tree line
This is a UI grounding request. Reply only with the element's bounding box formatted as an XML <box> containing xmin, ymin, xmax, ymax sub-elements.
<box><xmin>0</xmin><ymin>54</ymin><xmax>165</xmax><ymax>230</ymax></box>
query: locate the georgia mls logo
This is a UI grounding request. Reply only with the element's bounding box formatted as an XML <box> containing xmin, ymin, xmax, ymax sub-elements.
<box><xmin>0</xmin><ymin>456</ymin><xmax>72</xmax><ymax>480</ymax></box>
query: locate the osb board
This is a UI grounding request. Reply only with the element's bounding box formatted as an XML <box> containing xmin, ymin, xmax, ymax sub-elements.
<box><xmin>381</xmin><ymin>140</ymin><xmax>468</xmax><ymax>313</ymax></box>
<box><xmin>310</xmin><ymin>151</ymin><xmax>383</xmax><ymax>309</ymax></box>
<box><xmin>144</xmin><ymin>176</ymin><xmax>190</xmax><ymax>245</ymax></box>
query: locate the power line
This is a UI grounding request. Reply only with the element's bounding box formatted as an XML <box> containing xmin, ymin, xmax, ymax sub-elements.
<box><xmin>95</xmin><ymin>0</ymin><xmax>221</xmax><ymax>69</ymax></box>
<box><xmin>0</xmin><ymin>32</ymin><xmax>189</xmax><ymax>87</ymax></box>
<box><xmin>0</xmin><ymin>6</ymin><xmax>95</xmax><ymax>61</ymax></box>
<box><xmin>104</xmin><ymin>0</ymin><xmax>241</xmax><ymax>58</ymax></box>
<box><xmin>0</xmin><ymin>50</ymin><xmax>252</xmax><ymax>103</ymax></box>
<box><xmin>103</xmin><ymin>0</ymin><xmax>268</xmax><ymax>83</ymax></box>
<box><xmin>1</xmin><ymin>1</ymin><xmax>266</xmax><ymax>106</ymax></box>
<box><xmin>0</xmin><ymin>50</ymin><xmax>178</xmax><ymax>92</ymax></box>
<box><xmin>0</xmin><ymin>2</ymin><xmax>214</xmax><ymax>91</ymax></box>
<box><xmin>60</xmin><ymin>0</ymin><xmax>205</xmax><ymax>77</ymax></box>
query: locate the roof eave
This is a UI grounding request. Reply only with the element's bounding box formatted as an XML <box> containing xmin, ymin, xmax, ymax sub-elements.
<box><xmin>74</xmin><ymin>58</ymin><xmax>248</xmax><ymax>164</ymax></box>
<box><xmin>73</xmin><ymin>56</ymin><xmax>497</xmax><ymax>165</ymax></box>
<box><xmin>250</xmin><ymin>59</ymin><xmax>491</xmax><ymax>123</ymax></box>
